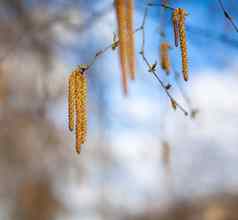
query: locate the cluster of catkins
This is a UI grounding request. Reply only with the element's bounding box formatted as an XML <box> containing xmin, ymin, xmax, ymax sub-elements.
<box><xmin>68</xmin><ymin>66</ymin><xmax>87</xmax><ymax>154</ymax></box>
<box><xmin>160</xmin><ymin>8</ymin><xmax>188</xmax><ymax>80</ymax></box>
<box><xmin>68</xmin><ymin>2</ymin><xmax>189</xmax><ymax>154</ymax></box>
<box><xmin>172</xmin><ymin>8</ymin><xmax>188</xmax><ymax>81</ymax></box>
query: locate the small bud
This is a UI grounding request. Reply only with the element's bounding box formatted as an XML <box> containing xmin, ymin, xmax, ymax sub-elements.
<box><xmin>78</xmin><ymin>64</ymin><xmax>89</xmax><ymax>72</ymax></box>
<box><xmin>149</xmin><ymin>61</ymin><xmax>157</xmax><ymax>72</ymax></box>
<box><xmin>112</xmin><ymin>33</ymin><xmax>119</xmax><ymax>50</ymax></box>
<box><xmin>191</xmin><ymin>109</ymin><xmax>199</xmax><ymax>119</ymax></box>
<box><xmin>165</xmin><ymin>84</ymin><xmax>172</xmax><ymax>90</ymax></box>
<box><xmin>171</xmin><ymin>99</ymin><xmax>177</xmax><ymax>110</ymax></box>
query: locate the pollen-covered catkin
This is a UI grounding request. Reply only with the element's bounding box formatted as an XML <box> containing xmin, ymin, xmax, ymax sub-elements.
<box><xmin>79</xmin><ymin>73</ymin><xmax>87</xmax><ymax>145</ymax></box>
<box><xmin>68</xmin><ymin>72</ymin><xmax>76</xmax><ymax>132</ymax></box>
<box><xmin>172</xmin><ymin>8</ymin><xmax>179</xmax><ymax>47</ymax></box>
<box><xmin>160</xmin><ymin>42</ymin><xmax>170</xmax><ymax>74</ymax></box>
<box><xmin>126</xmin><ymin>0</ymin><xmax>136</xmax><ymax>80</ymax></box>
<box><xmin>178</xmin><ymin>8</ymin><xmax>188</xmax><ymax>81</ymax></box>
<box><xmin>74</xmin><ymin>71</ymin><xmax>82</xmax><ymax>154</ymax></box>
<box><xmin>68</xmin><ymin>66</ymin><xmax>88</xmax><ymax>154</ymax></box>
<box><xmin>74</xmin><ymin>69</ymin><xmax>87</xmax><ymax>154</ymax></box>
<box><xmin>115</xmin><ymin>0</ymin><xmax>128</xmax><ymax>95</ymax></box>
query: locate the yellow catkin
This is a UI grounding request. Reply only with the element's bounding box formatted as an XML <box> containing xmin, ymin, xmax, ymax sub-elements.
<box><xmin>74</xmin><ymin>70</ymin><xmax>82</xmax><ymax>154</ymax></box>
<box><xmin>172</xmin><ymin>8</ymin><xmax>179</xmax><ymax>48</ymax></box>
<box><xmin>161</xmin><ymin>141</ymin><xmax>171</xmax><ymax>171</ymax></box>
<box><xmin>160</xmin><ymin>42</ymin><xmax>170</xmax><ymax>74</ymax></box>
<box><xmin>115</xmin><ymin>0</ymin><xmax>128</xmax><ymax>95</ymax></box>
<box><xmin>126</xmin><ymin>0</ymin><xmax>136</xmax><ymax>80</ymax></box>
<box><xmin>79</xmin><ymin>73</ymin><xmax>87</xmax><ymax>145</ymax></box>
<box><xmin>73</xmin><ymin>69</ymin><xmax>87</xmax><ymax>154</ymax></box>
<box><xmin>68</xmin><ymin>72</ymin><xmax>76</xmax><ymax>132</ymax></box>
<box><xmin>178</xmin><ymin>8</ymin><xmax>189</xmax><ymax>81</ymax></box>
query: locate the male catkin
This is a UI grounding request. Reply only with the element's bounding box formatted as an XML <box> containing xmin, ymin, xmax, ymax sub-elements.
<box><xmin>68</xmin><ymin>72</ymin><xmax>76</xmax><ymax>132</ymax></box>
<box><xmin>126</xmin><ymin>0</ymin><xmax>136</xmax><ymax>80</ymax></box>
<box><xmin>115</xmin><ymin>0</ymin><xmax>128</xmax><ymax>95</ymax></box>
<box><xmin>160</xmin><ymin>42</ymin><xmax>170</xmax><ymax>74</ymax></box>
<box><xmin>178</xmin><ymin>8</ymin><xmax>188</xmax><ymax>81</ymax></box>
<box><xmin>172</xmin><ymin>8</ymin><xmax>179</xmax><ymax>48</ymax></box>
<box><xmin>161</xmin><ymin>141</ymin><xmax>171</xmax><ymax>171</ymax></box>
<box><xmin>68</xmin><ymin>67</ymin><xmax>88</xmax><ymax>154</ymax></box>
<box><xmin>74</xmin><ymin>70</ymin><xmax>82</xmax><ymax>154</ymax></box>
<box><xmin>74</xmin><ymin>70</ymin><xmax>87</xmax><ymax>154</ymax></box>
<box><xmin>79</xmin><ymin>73</ymin><xmax>87</xmax><ymax>145</ymax></box>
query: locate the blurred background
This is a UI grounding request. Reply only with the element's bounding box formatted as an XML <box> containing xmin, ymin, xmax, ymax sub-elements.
<box><xmin>1</xmin><ymin>0</ymin><xmax>238</xmax><ymax>219</ymax></box>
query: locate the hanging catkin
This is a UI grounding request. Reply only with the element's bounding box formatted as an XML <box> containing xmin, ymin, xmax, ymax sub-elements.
<box><xmin>172</xmin><ymin>8</ymin><xmax>179</xmax><ymax>47</ymax></box>
<box><xmin>68</xmin><ymin>71</ymin><xmax>76</xmax><ymax>132</ymax></box>
<box><xmin>115</xmin><ymin>0</ymin><xmax>128</xmax><ymax>95</ymax></box>
<box><xmin>160</xmin><ymin>42</ymin><xmax>170</xmax><ymax>74</ymax></box>
<box><xmin>74</xmin><ymin>70</ymin><xmax>87</xmax><ymax>154</ymax></box>
<box><xmin>126</xmin><ymin>0</ymin><xmax>136</xmax><ymax>80</ymax></box>
<box><xmin>68</xmin><ymin>67</ymin><xmax>88</xmax><ymax>154</ymax></box>
<box><xmin>74</xmin><ymin>70</ymin><xmax>82</xmax><ymax>154</ymax></box>
<box><xmin>178</xmin><ymin>8</ymin><xmax>188</xmax><ymax>81</ymax></box>
<box><xmin>79</xmin><ymin>72</ymin><xmax>87</xmax><ymax>145</ymax></box>
<box><xmin>161</xmin><ymin>141</ymin><xmax>171</xmax><ymax>172</ymax></box>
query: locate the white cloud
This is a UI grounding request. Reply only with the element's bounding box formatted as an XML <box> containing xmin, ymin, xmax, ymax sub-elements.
<box><xmin>162</xmin><ymin>68</ymin><xmax>238</xmax><ymax>196</ymax></box>
<box><xmin>107</xmin><ymin>66</ymin><xmax>238</xmax><ymax>202</ymax></box>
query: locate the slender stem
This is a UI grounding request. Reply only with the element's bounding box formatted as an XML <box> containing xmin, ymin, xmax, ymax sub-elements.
<box><xmin>218</xmin><ymin>0</ymin><xmax>238</xmax><ymax>33</ymax></box>
<box><xmin>147</xmin><ymin>2</ymin><xmax>175</xmax><ymax>11</ymax></box>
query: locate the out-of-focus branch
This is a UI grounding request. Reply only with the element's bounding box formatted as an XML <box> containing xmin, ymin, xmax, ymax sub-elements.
<box><xmin>0</xmin><ymin>3</ymin><xmax>113</xmax><ymax>64</ymax></box>
<box><xmin>147</xmin><ymin>2</ymin><xmax>175</xmax><ymax>11</ymax></box>
<box><xmin>218</xmin><ymin>0</ymin><xmax>238</xmax><ymax>33</ymax></box>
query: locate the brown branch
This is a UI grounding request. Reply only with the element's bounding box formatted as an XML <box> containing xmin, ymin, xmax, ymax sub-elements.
<box><xmin>147</xmin><ymin>2</ymin><xmax>175</xmax><ymax>11</ymax></box>
<box><xmin>172</xmin><ymin>67</ymin><xmax>199</xmax><ymax>119</ymax></box>
<box><xmin>0</xmin><ymin>3</ymin><xmax>113</xmax><ymax>64</ymax></box>
<box><xmin>218</xmin><ymin>0</ymin><xmax>238</xmax><ymax>33</ymax></box>
<box><xmin>86</xmin><ymin>27</ymin><xmax>142</xmax><ymax>70</ymax></box>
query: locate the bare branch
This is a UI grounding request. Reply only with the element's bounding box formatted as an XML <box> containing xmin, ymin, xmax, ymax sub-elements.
<box><xmin>218</xmin><ymin>0</ymin><xmax>238</xmax><ymax>33</ymax></box>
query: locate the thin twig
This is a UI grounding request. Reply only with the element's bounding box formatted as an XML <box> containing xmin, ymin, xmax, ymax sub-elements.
<box><xmin>141</xmin><ymin>52</ymin><xmax>188</xmax><ymax>115</ymax></box>
<box><xmin>147</xmin><ymin>2</ymin><xmax>175</xmax><ymax>11</ymax></box>
<box><xmin>218</xmin><ymin>0</ymin><xmax>238</xmax><ymax>33</ymax></box>
<box><xmin>172</xmin><ymin>66</ymin><xmax>199</xmax><ymax>119</ymax></box>
<box><xmin>87</xmin><ymin>27</ymin><xmax>142</xmax><ymax>70</ymax></box>
<box><xmin>148</xmin><ymin>2</ymin><xmax>189</xmax><ymax>16</ymax></box>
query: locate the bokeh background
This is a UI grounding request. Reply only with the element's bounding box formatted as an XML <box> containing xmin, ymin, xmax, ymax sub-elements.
<box><xmin>1</xmin><ymin>0</ymin><xmax>238</xmax><ymax>219</ymax></box>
